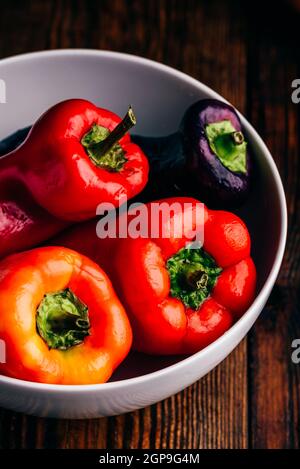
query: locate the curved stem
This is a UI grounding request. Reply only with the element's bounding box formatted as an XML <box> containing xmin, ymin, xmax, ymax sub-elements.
<box><xmin>88</xmin><ymin>106</ymin><xmax>136</xmax><ymax>158</ymax></box>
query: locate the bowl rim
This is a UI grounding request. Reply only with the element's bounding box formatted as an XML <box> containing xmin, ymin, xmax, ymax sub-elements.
<box><xmin>0</xmin><ymin>48</ymin><xmax>288</xmax><ymax>393</ymax></box>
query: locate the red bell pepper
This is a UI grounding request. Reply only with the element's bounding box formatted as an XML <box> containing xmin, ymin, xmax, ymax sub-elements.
<box><xmin>54</xmin><ymin>197</ymin><xmax>256</xmax><ymax>355</ymax></box>
<box><xmin>0</xmin><ymin>99</ymin><xmax>148</xmax><ymax>258</ymax></box>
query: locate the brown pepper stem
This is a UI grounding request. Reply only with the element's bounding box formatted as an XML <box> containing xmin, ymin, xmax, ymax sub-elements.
<box><xmin>185</xmin><ymin>268</ymin><xmax>209</xmax><ymax>290</ymax></box>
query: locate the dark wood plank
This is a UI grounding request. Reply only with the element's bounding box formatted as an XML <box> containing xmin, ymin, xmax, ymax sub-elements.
<box><xmin>247</xmin><ymin>1</ymin><xmax>300</xmax><ymax>449</ymax></box>
<box><xmin>0</xmin><ymin>0</ymin><xmax>249</xmax><ymax>449</ymax></box>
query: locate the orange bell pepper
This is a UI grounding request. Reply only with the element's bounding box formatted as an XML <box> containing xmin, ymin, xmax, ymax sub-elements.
<box><xmin>0</xmin><ymin>246</ymin><xmax>132</xmax><ymax>384</ymax></box>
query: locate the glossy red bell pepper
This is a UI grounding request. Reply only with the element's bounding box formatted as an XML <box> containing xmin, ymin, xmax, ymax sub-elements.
<box><xmin>0</xmin><ymin>99</ymin><xmax>149</xmax><ymax>258</ymax></box>
<box><xmin>54</xmin><ymin>197</ymin><xmax>256</xmax><ymax>355</ymax></box>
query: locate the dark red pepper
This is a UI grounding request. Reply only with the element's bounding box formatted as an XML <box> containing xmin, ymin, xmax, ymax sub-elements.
<box><xmin>0</xmin><ymin>182</ymin><xmax>67</xmax><ymax>258</ymax></box>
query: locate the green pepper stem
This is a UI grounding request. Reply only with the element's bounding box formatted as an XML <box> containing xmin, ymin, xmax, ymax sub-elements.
<box><xmin>167</xmin><ymin>246</ymin><xmax>222</xmax><ymax>310</ymax></box>
<box><xmin>231</xmin><ymin>131</ymin><xmax>244</xmax><ymax>145</ymax></box>
<box><xmin>36</xmin><ymin>288</ymin><xmax>90</xmax><ymax>350</ymax></box>
<box><xmin>88</xmin><ymin>106</ymin><xmax>136</xmax><ymax>157</ymax></box>
<box><xmin>205</xmin><ymin>120</ymin><xmax>247</xmax><ymax>174</ymax></box>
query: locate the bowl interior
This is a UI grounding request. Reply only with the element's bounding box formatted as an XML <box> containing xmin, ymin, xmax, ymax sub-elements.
<box><xmin>0</xmin><ymin>51</ymin><xmax>283</xmax><ymax>381</ymax></box>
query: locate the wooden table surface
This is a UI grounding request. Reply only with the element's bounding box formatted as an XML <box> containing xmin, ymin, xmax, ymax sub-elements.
<box><xmin>0</xmin><ymin>0</ymin><xmax>299</xmax><ymax>449</ymax></box>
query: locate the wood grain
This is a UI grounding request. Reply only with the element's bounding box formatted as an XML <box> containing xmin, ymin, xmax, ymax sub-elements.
<box><xmin>0</xmin><ymin>0</ymin><xmax>297</xmax><ymax>449</ymax></box>
<box><xmin>246</xmin><ymin>1</ymin><xmax>300</xmax><ymax>449</ymax></box>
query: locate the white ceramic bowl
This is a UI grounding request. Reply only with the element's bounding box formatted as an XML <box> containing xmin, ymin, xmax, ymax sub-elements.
<box><xmin>0</xmin><ymin>50</ymin><xmax>287</xmax><ymax>418</ymax></box>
